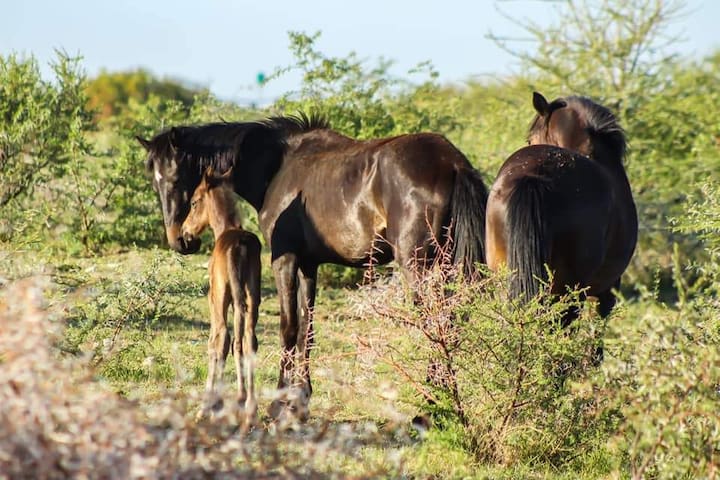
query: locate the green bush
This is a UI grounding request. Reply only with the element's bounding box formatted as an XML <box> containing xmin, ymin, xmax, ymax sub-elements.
<box><xmin>595</xmin><ymin>184</ymin><xmax>719</xmax><ymax>477</ymax></box>
<box><xmin>272</xmin><ymin>31</ymin><xmax>463</xmax><ymax>141</ymax></box>
<box><xmin>597</xmin><ymin>297</ymin><xmax>720</xmax><ymax>479</ymax></box>
<box><xmin>353</xmin><ymin>263</ymin><xmax>612</xmax><ymax>468</ymax></box>
<box><xmin>86</xmin><ymin>68</ymin><xmax>206</xmax><ymax>120</ymax></box>
<box><xmin>0</xmin><ymin>51</ymin><xmax>94</xmax><ymax>208</ymax></box>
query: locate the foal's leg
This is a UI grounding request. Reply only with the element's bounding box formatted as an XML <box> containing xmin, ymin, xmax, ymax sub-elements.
<box><xmin>232</xmin><ymin>287</ymin><xmax>248</xmax><ymax>405</ymax></box>
<box><xmin>269</xmin><ymin>253</ymin><xmax>299</xmax><ymax>418</ymax></box>
<box><xmin>201</xmin><ymin>284</ymin><xmax>230</xmax><ymax>416</ymax></box>
<box><xmin>242</xmin><ymin>258</ymin><xmax>261</xmax><ymax>423</ymax></box>
<box><xmin>294</xmin><ymin>264</ymin><xmax>318</xmax><ymax>419</ymax></box>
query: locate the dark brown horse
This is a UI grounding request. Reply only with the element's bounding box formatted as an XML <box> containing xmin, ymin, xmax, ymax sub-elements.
<box><xmin>182</xmin><ymin>167</ymin><xmax>261</xmax><ymax>425</ymax></box>
<box><xmin>137</xmin><ymin>114</ymin><xmax>488</xmax><ymax>418</ymax></box>
<box><xmin>486</xmin><ymin>92</ymin><xmax>637</xmax><ymax>328</ymax></box>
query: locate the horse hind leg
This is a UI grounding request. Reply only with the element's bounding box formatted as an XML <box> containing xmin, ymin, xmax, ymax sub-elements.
<box><xmin>593</xmin><ymin>280</ymin><xmax>620</xmax><ymax>364</ymax></box>
<box><xmin>293</xmin><ymin>264</ymin><xmax>318</xmax><ymax>422</ymax></box>
<box><xmin>198</xmin><ymin>286</ymin><xmax>231</xmax><ymax>419</ymax></box>
<box><xmin>228</xmin><ymin>245</ymin><xmax>256</xmax><ymax>422</ymax></box>
<box><xmin>268</xmin><ymin>253</ymin><xmax>300</xmax><ymax>420</ymax></box>
<box><xmin>394</xmin><ymin>209</ymin><xmax>460</xmax><ymax>405</ymax></box>
<box><xmin>232</xmin><ymin>294</ymin><xmax>247</xmax><ymax>406</ymax></box>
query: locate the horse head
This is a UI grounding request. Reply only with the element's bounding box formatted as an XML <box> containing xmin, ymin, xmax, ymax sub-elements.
<box><xmin>528</xmin><ymin>91</ymin><xmax>593</xmax><ymax>157</ymax></box>
<box><xmin>137</xmin><ymin>129</ymin><xmax>202</xmax><ymax>254</ymax></box>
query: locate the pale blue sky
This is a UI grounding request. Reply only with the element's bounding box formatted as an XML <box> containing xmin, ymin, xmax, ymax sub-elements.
<box><xmin>2</xmin><ymin>1</ymin><xmax>718</xmax><ymax>104</ymax></box>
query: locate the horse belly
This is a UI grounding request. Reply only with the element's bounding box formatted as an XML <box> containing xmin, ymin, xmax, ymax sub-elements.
<box><xmin>314</xmin><ymin>206</ymin><xmax>392</xmax><ymax>266</ymax></box>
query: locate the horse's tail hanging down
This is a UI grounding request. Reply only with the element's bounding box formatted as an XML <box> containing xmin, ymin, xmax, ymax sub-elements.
<box><xmin>450</xmin><ymin>167</ymin><xmax>488</xmax><ymax>279</ymax></box>
<box><xmin>227</xmin><ymin>243</ymin><xmax>248</xmax><ymax>315</ymax></box>
<box><xmin>507</xmin><ymin>176</ymin><xmax>551</xmax><ymax>301</ymax></box>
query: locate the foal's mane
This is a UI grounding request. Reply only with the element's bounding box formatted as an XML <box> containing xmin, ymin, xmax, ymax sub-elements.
<box><xmin>144</xmin><ymin>112</ymin><xmax>331</xmax><ymax>174</ymax></box>
<box><xmin>529</xmin><ymin>95</ymin><xmax>627</xmax><ymax>163</ymax></box>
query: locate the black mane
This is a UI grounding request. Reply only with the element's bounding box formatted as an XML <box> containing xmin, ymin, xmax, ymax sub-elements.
<box><xmin>565</xmin><ymin>96</ymin><xmax>626</xmax><ymax>161</ymax></box>
<box><xmin>144</xmin><ymin>112</ymin><xmax>331</xmax><ymax>174</ymax></box>
<box><xmin>259</xmin><ymin>111</ymin><xmax>331</xmax><ymax>134</ymax></box>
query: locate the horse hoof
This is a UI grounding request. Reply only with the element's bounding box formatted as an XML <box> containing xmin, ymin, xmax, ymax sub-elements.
<box><xmin>290</xmin><ymin>398</ymin><xmax>310</xmax><ymax>423</ymax></box>
<box><xmin>268</xmin><ymin>399</ymin><xmax>285</xmax><ymax>420</ymax></box>
<box><xmin>411</xmin><ymin>414</ymin><xmax>432</xmax><ymax>437</ymax></box>
<box><xmin>211</xmin><ymin>397</ymin><xmax>224</xmax><ymax>412</ymax></box>
<box><xmin>267</xmin><ymin>397</ymin><xmax>310</xmax><ymax>423</ymax></box>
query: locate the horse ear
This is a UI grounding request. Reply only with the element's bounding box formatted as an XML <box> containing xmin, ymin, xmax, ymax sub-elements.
<box><xmin>219</xmin><ymin>166</ymin><xmax>233</xmax><ymax>181</ymax></box>
<box><xmin>136</xmin><ymin>136</ymin><xmax>152</xmax><ymax>151</ymax></box>
<box><xmin>206</xmin><ymin>167</ymin><xmax>232</xmax><ymax>188</ymax></box>
<box><xmin>533</xmin><ymin>92</ymin><xmax>550</xmax><ymax>116</ymax></box>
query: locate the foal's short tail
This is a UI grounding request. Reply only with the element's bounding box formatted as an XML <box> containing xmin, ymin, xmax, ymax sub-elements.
<box><xmin>227</xmin><ymin>244</ymin><xmax>248</xmax><ymax>309</ymax></box>
<box><xmin>450</xmin><ymin>167</ymin><xmax>488</xmax><ymax>279</ymax></box>
<box><xmin>507</xmin><ymin>176</ymin><xmax>551</xmax><ymax>301</ymax></box>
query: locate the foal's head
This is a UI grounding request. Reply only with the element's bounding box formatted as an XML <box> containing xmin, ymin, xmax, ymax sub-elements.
<box><xmin>181</xmin><ymin>167</ymin><xmax>238</xmax><ymax>242</ymax></box>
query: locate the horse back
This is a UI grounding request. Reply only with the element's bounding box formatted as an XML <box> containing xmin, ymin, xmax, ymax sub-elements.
<box><xmin>487</xmin><ymin>144</ymin><xmax>636</xmax><ymax>293</ymax></box>
<box><xmin>210</xmin><ymin>229</ymin><xmax>262</xmax><ymax>297</ymax></box>
<box><xmin>259</xmin><ymin>131</ymin><xmax>473</xmax><ymax>266</ymax></box>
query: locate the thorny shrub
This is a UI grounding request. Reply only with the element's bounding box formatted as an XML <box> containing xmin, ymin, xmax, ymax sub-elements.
<box><xmin>349</xmin><ymin>246</ymin><xmax>611</xmax><ymax>468</ymax></box>
<box><xmin>598</xmin><ymin>184</ymin><xmax>720</xmax><ymax>479</ymax></box>
<box><xmin>595</xmin><ymin>294</ymin><xmax>720</xmax><ymax>479</ymax></box>
<box><xmin>347</xmin><ymin>194</ymin><xmax>720</xmax><ymax>476</ymax></box>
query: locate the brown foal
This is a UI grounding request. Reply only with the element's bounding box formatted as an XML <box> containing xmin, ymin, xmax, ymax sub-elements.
<box><xmin>182</xmin><ymin>167</ymin><xmax>262</xmax><ymax>422</ymax></box>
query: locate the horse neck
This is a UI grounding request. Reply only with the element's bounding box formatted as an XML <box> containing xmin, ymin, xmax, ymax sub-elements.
<box><xmin>234</xmin><ymin>137</ymin><xmax>286</xmax><ymax>212</ymax></box>
<box><xmin>235</xmin><ymin>129</ymin><xmax>349</xmax><ymax>210</ymax></box>
<box><xmin>236</xmin><ymin>161</ymin><xmax>276</xmax><ymax>212</ymax></box>
<box><xmin>207</xmin><ymin>188</ymin><xmax>241</xmax><ymax>240</ymax></box>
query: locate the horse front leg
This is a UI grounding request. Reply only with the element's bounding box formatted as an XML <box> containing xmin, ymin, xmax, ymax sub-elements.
<box><xmin>294</xmin><ymin>264</ymin><xmax>318</xmax><ymax>420</ymax></box>
<box><xmin>269</xmin><ymin>253</ymin><xmax>299</xmax><ymax>419</ymax></box>
<box><xmin>198</xmin><ymin>289</ymin><xmax>230</xmax><ymax>420</ymax></box>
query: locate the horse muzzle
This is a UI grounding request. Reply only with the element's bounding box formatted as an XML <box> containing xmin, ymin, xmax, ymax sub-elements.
<box><xmin>166</xmin><ymin>224</ymin><xmax>202</xmax><ymax>255</ymax></box>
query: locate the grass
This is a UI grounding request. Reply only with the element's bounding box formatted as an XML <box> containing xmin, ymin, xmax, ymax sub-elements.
<box><xmin>0</xmin><ymin>244</ymin><xmax>584</xmax><ymax>480</ymax></box>
<box><xmin>1</xmin><ymin>239</ymin><xmax>717</xmax><ymax>479</ymax></box>
<box><xmin>1</xmin><ymin>244</ymin><xmax>427</xmax><ymax>475</ymax></box>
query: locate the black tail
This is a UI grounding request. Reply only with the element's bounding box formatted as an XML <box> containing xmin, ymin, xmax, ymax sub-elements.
<box><xmin>450</xmin><ymin>167</ymin><xmax>488</xmax><ymax>279</ymax></box>
<box><xmin>507</xmin><ymin>176</ymin><xmax>551</xmax><ymax>301</ymax></box>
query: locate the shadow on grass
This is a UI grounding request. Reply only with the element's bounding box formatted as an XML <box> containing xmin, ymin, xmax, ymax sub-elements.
<box><xmin>154</xmin><ymin>313</ymin><xmax>278</xmax><ymax>338</ymax></box>
<box><xmin>150</xmin><ymin>314</ymin><xmax>208</xmax><ymax>331</ymax></box>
